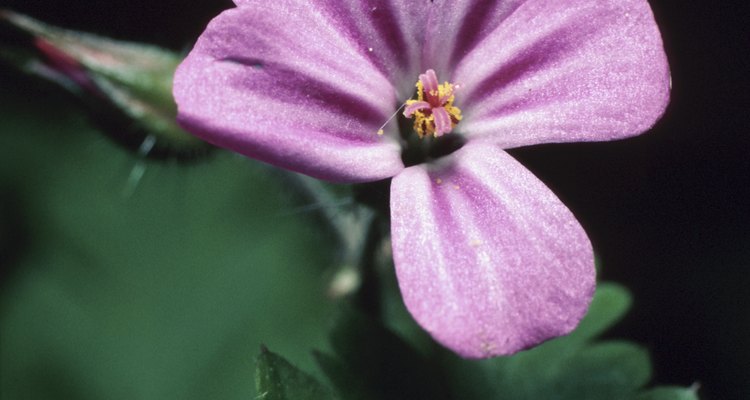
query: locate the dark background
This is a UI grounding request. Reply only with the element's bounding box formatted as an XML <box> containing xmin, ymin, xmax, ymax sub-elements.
<box><xmin>2</xmin><ymin>1</ymin><xmax>748</xmax><ymax>399</ymax></box>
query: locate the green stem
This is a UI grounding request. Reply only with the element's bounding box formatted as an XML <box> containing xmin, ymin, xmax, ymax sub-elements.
<box><xmin>279</xmin><ymin>170</ymin><xmax>391</xmax><ymax>318</ymax></box>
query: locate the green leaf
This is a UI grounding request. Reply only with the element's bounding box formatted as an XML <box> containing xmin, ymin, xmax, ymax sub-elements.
<box><xmin>550</xmin><ymin>341</ymin><xmax>652</xmax><ymax>400</ymax></box>
<box><xmin>256</xmin><ymin>347</ymin><xmax>334</xmax><ymax>400</ymax></box>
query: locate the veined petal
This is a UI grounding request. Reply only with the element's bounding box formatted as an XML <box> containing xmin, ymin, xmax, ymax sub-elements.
<box><xmin>232</xmin><ymin>0</ymin><xmax>428</xmax><ymax>97</ymax></box>
<box><xmin>423</xmin><ymin>0</ymin><xmax>525</xmax><ymax>77</ymax></box>
<box><xmin>390</xmin><ymin>143</ymin><xmax>595</xmax><ymax>357</ymax></box>
<box><xmin>452</xmin><ymin>0</ymin><xmax>670</xmax><ymax>148</ymax></box>
<box><xmin>174</xmin><ymin>5</ymin><xmax>405</xmax><ymax>183</ymax></box>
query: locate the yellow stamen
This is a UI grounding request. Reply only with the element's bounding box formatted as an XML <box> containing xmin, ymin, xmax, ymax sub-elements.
<box><xmin>404</xmin><ymin>76</ymin><xmax>462</xmax><ymax>138</ymax></box>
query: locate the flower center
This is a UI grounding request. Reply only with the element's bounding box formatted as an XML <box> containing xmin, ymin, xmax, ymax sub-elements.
<box><xmin>403</xmin><ymin>69</ymin><xmax>463</xmax><ymax>138</ymax></box>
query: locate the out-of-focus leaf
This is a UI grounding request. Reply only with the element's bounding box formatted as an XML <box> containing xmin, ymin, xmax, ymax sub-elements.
<box><xmin>0</xmin><ymin>74</ymin><xmax>333</xmax><ymax>400</ymax></box>
<box><xmin>313</xmin><ymin>351</ymin><xmax>375</xmax><ymax>400</ymax></box>
<box><xmin>316</xmin><ymin>306</ymin><xmax>450</xmax><ymax>400</ymax></box>
<box><xmin>256</xmin><ymin>347</ymin><xmax>334</xmax><ymax>400</ymax></box>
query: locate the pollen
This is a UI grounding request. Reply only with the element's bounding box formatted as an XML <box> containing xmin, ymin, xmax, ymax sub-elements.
<box><xmin>403</xmin><ymin>69</ymin><xmax>462</xmax><ymax>138</ymax></box>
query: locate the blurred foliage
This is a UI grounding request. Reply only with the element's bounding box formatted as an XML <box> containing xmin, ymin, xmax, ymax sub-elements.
<box><xmin>0</xmin><ymin>75</ymin><xmax>335</xmax><ymax>399</ymax></box>
<box><xmin>315</xmin><ymin>306</ymin><xmax>451</xmax><ymax>400</ymax></box>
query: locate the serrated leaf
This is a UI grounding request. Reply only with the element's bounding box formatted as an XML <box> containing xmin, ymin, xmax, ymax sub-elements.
<box><xmin>550</xmin><ymin>341</ymin><xmax>652</xmax><ymax>400</ymax></box>
<box><xmin>637</xmin><ymin>386</ymin><xmax>700</xmax><ymax>400</ymax></box>
<box><xmin>442</xmin><ymin>283</ymin><xmax>660</xmax><ymax>400</ymax></box>
<box><xmin>495</xmin><ymin>283</ymin><xmax>633</xmax><ymax>367</ymax></box>
<box><xmin>469</xmin><ymin>341</ymin><xmax>651</xmax><ymax>400</ymax></box>
<box><xmin>256</xmin><ymin>347</ymin><xmax>334</xmax><ymax>400</ymax></box>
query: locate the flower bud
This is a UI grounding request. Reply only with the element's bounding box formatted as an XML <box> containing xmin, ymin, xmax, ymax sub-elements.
<box><xmin>0</xmin><ymin>9</ymin><xmax>211</xmax><ymax>161</ymax></box>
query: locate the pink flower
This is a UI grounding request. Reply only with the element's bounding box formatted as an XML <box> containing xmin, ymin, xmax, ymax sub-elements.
<box><xmin>173</xmin><ymin>0</ymin><xmax>669</xmax><ymax>357</ymax></box>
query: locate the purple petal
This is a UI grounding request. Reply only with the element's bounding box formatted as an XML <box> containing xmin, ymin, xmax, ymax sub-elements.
<box><xmin>174</xmin><ymin>5</ymin><xmax>407</xmax><ymax>182</ymax></box>
<box><xmin>423</xmin><ymin>0</ymin><xmax>525</xmax><ymax>77</ymax></box>
<box><xmin>450</xmin><ymin>0</ymin><xmax>670</xmax><ymax>148</ymax></box>
<box><xmin>390</xmin><ymin>143</ymin><xmax>595</xmax><ymax>357</ymax></box>
<box><xmin>232</xmin><ymin>0</ymin><xmax>429</xmax><ymax>96</ymax></box>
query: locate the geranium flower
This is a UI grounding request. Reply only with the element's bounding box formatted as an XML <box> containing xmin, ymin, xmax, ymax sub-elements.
<box><xmin>173</xmin><ymin>0</ymin><xmax>669</xmax><ymax>357</ymax></box>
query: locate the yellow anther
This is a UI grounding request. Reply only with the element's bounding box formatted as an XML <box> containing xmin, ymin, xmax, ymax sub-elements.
<box><xmin>405</xmin><ymin>78</ymin><xmax>462</xmax><ymax>138</ymax></box>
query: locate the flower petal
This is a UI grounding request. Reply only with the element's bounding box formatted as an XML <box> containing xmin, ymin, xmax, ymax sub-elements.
<box><xmin>231</xmin><ymin>0</ymin><xmax>428</xmax><ymax>96</ymax></box>
<box><xmin>423</xmin><ymin>0</ymin><xmax>525</xmax><ymax>77</ymax></box>
<box><xmin>174</xmin><ymin>4</ymin><xmax>408</xmax><ymax>182</ymax></box>
<box><xmin>390</xmin><ymin>143</ymin><xmax>595</xmax><ymax>357</ymax></box>
<box><xmin>451</xmin><ymin>0</ymin><xmax>670</xmax><ymax>147</ymax></box>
